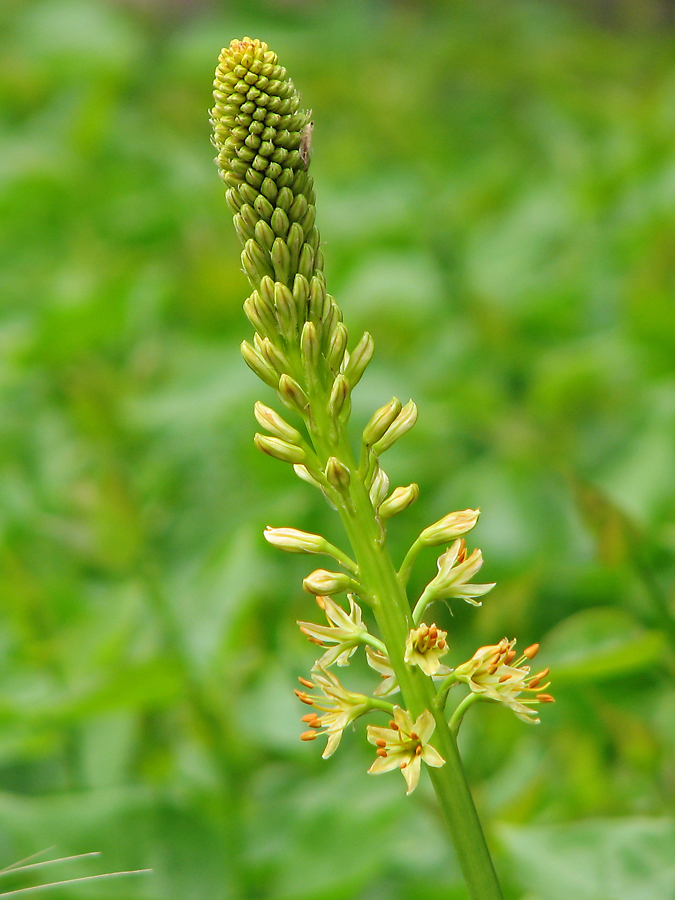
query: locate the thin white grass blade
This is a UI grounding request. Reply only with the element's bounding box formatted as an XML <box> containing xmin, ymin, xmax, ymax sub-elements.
<box><xmin>0</xmin><ymin>855</ymin><xmax>100</xmax><ymax>879</ymax></box>
<box><xmin>0</xmin><ymin>852</ymin><xmax>56</xmax><ymax>876</ymax></box>
<box><xmin>0</xmin><ymin>868</ymin><xmax>151</xmax><ymax>897</ymax></box>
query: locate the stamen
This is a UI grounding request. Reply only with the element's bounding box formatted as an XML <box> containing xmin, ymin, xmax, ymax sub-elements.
<box><xmin>375</xmin><ymin>739</ymin><xmax>387</xmax><ymax>748</ymax></box>
<box><xmin>410</xmin><ymin>732</ymin><xmax>419</xmax><ymax>740</ymax></box>
<box><xmin>505</xmin><ymin>649</ymin><xmax>517</xmax><ymax>663</ymax></box>
<box><xmin>536</xmin><ymin>693</ymin><xmax>555</xmax><ymax>703</ymax></box>
<box><xmin>499</xmin><ymin>674</ymin><xmax>511</xmax><ymax>683</ymax></box>
<box><xmin>315</xmin><ymin>595</ymin><xmax>327</xmax><ymax>609</ymax></box>
<box><xmin>294</xmin><ymin>690</ymin><xmax>314</xmax><ymax>705</ymax></box>
<box><xmin>376</xmin><ymin>748</ymin><xmax>388</xmax><ymax>757</ymax></box>
<box><xmin>523</xmin><ymin>643</ymin><xmax>539</xmax><ymax>659</ymax></box>
<box><xmin>301</xmin><ymin>713</ymin><xmax>318</xmax><ymax>722</ymax></box>
<box><xmin>300</xmin><ymin>730</ymin><xmax>319</xmax><ymax>741</ymax></box>
<box><xmin>389</xmin><ymin>720</ymin><xmax>399</xmax><ymax>730</ymax></box>
<box><xmin>298</xmin><ymin>676</ymin><xmax>314</xmax><ymax>688</ymax></box>
<box><xmin>415</xmin><ymin>744</ymin><xmax>422</xmax><ymax>756</ymax></box>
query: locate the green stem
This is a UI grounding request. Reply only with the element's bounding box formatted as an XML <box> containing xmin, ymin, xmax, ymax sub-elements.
<box><xmin>305</xmin><ymin>390</ymin><xmax>503</xmax><ymax>900</ymax></box>
<box><xmin>412</xmin><ymin>586</ymin><xmax>436</xmax><ymax>625</ymax></box>
<box><xmin>449</xmin><ymin>692</ymin><xmax>481</xmax><ymax>734</ymax></box>
<box><xmin>398</xmin><ymin>536</ymin><xmax>424</xmax><ymax>587</ymax></box>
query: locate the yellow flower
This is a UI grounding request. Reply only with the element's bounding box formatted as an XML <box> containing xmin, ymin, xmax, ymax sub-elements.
<box><xmin>295</xmin><ymin>666</ymin><xmax>372</xmax><ymax>758</ymax></box>
<box><xmin>454</xmin><ymin>638</ymin><xmax>553</xmax><ymax>723</ymax></box>
<box><xmin>365</xmin><ymin>646</ymin><xmax>399</xmax><ymax>697</ymax></box>
<box><xmin>426</xmin><ymin>539</ymin><xmax>495</xmax><ymax>606</ymax></box>
<box><xmin>404</xmin><ymin>623</ymin><xmax>451</xmax><ymax>677</ymax></box>
<box><xmin>297</xmin><ymin>594</ymin><xmax>367</xmax><ymax>667</ymax></box>
<box><xmin>367</xmin><ymin>707</ymin><xmax>445</xmax><ymax>795</ymax></box>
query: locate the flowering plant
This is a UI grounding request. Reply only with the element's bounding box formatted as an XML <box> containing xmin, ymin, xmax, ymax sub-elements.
<box><xmin>210</xmin><ymin>37</ymin><xmax>553</xmax><ymax>900</ymax></box>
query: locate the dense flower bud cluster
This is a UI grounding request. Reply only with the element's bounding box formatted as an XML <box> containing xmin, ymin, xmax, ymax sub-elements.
<box><xmin>211</xmin><ymin>38</ymin><xmax>353</xmax><ymax>408</ymax></box>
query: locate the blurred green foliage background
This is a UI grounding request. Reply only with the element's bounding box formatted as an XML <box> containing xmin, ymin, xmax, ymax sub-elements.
<box><xmin>1</xmin><ymin>0</ymin><xmax>675</xmax><ymax>897</ymax></box>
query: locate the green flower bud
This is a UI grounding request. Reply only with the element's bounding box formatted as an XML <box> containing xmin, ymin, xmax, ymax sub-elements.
<box><xmin>372</xmin><ymin>400</ymin><xmax>418</xmax><ymax>454</ymax></box>
<box><xmin>278</xmin><ymin>373</ymin><xmax>309</xmax><ymax>413</ymax></box>
<box><xmin>326</xmin><ymin>323</ymin><xmax>349</xmax><ymax>373</ymax></box>
<box><xmin>303</xmin><ymin>569</ymin><xmax>354</xmax><ymax>595</ymax></box>
<box><xmin>343</xmin><ymin>332</ymin><xmax>374</xmax><ymax>388</ymax></box>
<box><xmin>419</xmin><ymin>509</ymin><xmax>480</xmax><ymax>546</ymax></box>
<box><xmin>301</xmin><ymin>321</ymin><xmax>320</xmax><ymax>372</ymax></box>
<box><xmin>329</xmin><ymin>374</ymin><xmax>350</xmax><ymax>419</ymax></box>
<box><xmin>378</xmin><ymin>484</ymin><xmax>420</xmax><ymax>520</ymax></box>
<box><xmin>368</xmin><ymin>465</ymin><xmax>390</xmax><ymax>508</ymax></box>
<box><xmin>254</xmin><ymin>401</ymin><xmax>303</xmax><ymax>444</ymax></box>
<box><xmin>241</xmin><ymin>340</ymin><xmax>280</xmax><ymax>389</ymax></box>
<box><xmin>363</xmin><ymin>398</ymin><xmax>403</xmax><ymax>446</ymax></box>
<box><xmin>254</xmin><ymin>433</ymin><xmax>306</xmax><ymax>465</ymax></box>
<box><xmin>325</xmin><ymin>456</ymin><xmax>351</xmax><ymax>492</ymax></box>
<box><xmin>264</xmin><ymin>526</ymin><xmax>326</xmax><ymax>553</ymax></box>
<box><xmin>257</xmin><ymin>336</ymin><xmax>288</xmax><ymax>375</ymax></box>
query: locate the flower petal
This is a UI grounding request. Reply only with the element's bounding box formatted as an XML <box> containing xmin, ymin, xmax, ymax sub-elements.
<box><xmin>402</xmin><ymin>754</ymin><xmax>422</xmax><ymax>794</ymax></box>
<box><xmin>421</xmin><ymin>743</ymin><xmax>445</xmax><ymax>768</ymax></box>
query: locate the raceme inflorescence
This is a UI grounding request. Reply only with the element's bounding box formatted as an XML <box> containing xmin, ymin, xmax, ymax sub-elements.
<box><xmin>211</xmin><ymin>37</ymin><xmax>553</xmax><ymax>900</ymax></box>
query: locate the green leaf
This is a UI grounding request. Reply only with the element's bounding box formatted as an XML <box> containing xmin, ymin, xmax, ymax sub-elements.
<box><xmin>500</xmin><ymin>817</ymin><xmax>675</xmax><ymax>900</ymax></box>
<box><xmin>541</xmin><ymin>607</ymin><xmax>666</xmax><ymax>683</ymax></box>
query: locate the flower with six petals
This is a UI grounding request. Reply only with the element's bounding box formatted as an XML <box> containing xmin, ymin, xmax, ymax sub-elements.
<box><xmin>367</xmin><ymin>706</ymin><xmax>445</xmax><ymax>794</ymax></box>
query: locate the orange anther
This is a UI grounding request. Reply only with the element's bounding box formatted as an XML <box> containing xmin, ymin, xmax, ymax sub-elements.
<box><xmin>315</xmin><ymin>595</ymin><xmax>327</xmax><ymax>609</ymax></box>
<box><xmin>389</xmin><ymin>720</ymin><xmax>399</xmax><ymax>730</ymax></box>
<box><xmin>415</xmin><ymin>744</ymin><xmax>422</xmax><ymax>756</ymax></box>
<box><xmin>499</xmin><ymin>674</ymin><xmax>510</xmax><ymax>683</ymax></box>
<box><xmin>300</xmin><ymin>730</ymin><xmax>319</xmax><ymax>741</ymax></box>
<box><xmin>376</xmin><ymin>748</ymin><xmax>388</xmax><ymax>757</ymax></box>
<box><xmin>298</xmin><ymin>676</ymin><xmax>314</xmax><ymax>688</ymax></box>
<box><xmin>523</xmin><ymin>643</ymin><xmax>540</xmax><ymax>659</ymax></box>
<box><xmin>536</xmin><ymin>693</ymin><xmax>555</xmax><ymax>703</ymax></box>
<box><xmin>410</xmin><ymin>732</ymin><xmax>419</xmax><ymax>740</ymax></box>
<box><xmin>375</xmin><ymin>739</ymin><xmax>387</xmax><ymax>748</ymax></box>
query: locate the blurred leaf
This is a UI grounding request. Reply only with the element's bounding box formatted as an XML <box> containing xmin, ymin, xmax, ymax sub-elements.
<box><xmin>500</xmin><ymin>817</ymin><xmax>675</xmax><ymax>900</ymax></box>
<box><xmin>541</xmin><ymin>607</ymin><xmax>666</xmax><ymax>683</ymax></box>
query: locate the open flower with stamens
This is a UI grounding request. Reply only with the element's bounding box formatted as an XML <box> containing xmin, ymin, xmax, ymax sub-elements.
<box><xmin>297</xmin><ymin>594</ymin><xmax>368</xmax><ymax>667</ymax></box>
<box><xmin>366</xmin><ymin>646</ymin><xmax>399</xmax><ymax>697</ymax></box>
<box><xmin>454</xmin><ymin>638</ymin><xmax>554</xmax><ymax>723</ymax></box>
<box><xmin>295</xmin><ymin>666</ymin><xmax>372</xmax><ymax>758</ymax></box>
<box><xmin>404</xmin><ymin>623</ymin><xmax>452</xmax><ymax>677</ymax></box>
<box><xmin>425</xmin><ymin>539</ymin><xmax>496</xmax><ymax>607</ymax></box>
<box><xmin>367</xmin><ymin>706</ymin><xmax>445</xmax><ymax>795</ymax></box>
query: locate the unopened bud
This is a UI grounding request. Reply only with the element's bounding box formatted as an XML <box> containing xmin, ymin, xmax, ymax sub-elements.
<box><xmin>343</xmin><ymin>332</ymin><xmax>374</xmax><ymax>388</ymax></box>
<box><xmin>325</xmin><ymin>456</ymin><xmax>350</xmax><ymax>492</ymax></box>
<box><xmin>278</xmin><ymin>374</ymin><xmax>309</xmax><ymax>413</ymax></box>
<box><xmin>419</xmin><ymin>509</ymin><xmax>480</xmax><ymax>546</ymax></box>
<box><xmin>274</xmin><ymin>281</ymin><xmax>296</xmax><ymax>338</ymax></box>
<box><xmin>254</xmin><ymin>433</ymin><xmax>306</xmax><ymax>465</ymax></box>
<box><xmin>240</xmin><ymin>340</ymin><xmax>279</xmax><ymax>389</ymax></box>
<box><xmin>303</xmin><ymin>569</ymin><xmax>353</xmax><ymax>595</ymax></box>
<box><xmin>363</xmin><ymin>398</ymin><xmax>402</xmax><ymax>446</ymax></box>
<box><xmin>293</xmin><ymin>273</ymin><xmax>310</xmax><ymax>321</ymax></box>
<box><xmin>378</xmin><ymin>483</ymin><xmax>419</xmax><ymax>520</ymax></box>
<box><xmin>264</xmin><ymin>526</ymin><xmax>326</xmax><ymax>554</ymax></box>
<box><xmin>368</xmin><ymin>465</ymin><xmax>390</xmax><ymax>508</ymax></box>
<box><xmin>254</xmin><ymin>402</ymin><xmax>303</xmax><ymax>444</ymax></box>
<box><xmin>271</xmin><ymin>236</ymin><xmax>291</xmax><ymax>284</ymax></box>
<box><xmin>258</xmin><ymin>336</ymin><xmax>288</xmax><ymax>375</ymax></box>
<box><xmin>293</xmin><ymin>464</ymin><xmax>322</xmax><ymax>489</ymax></box>
<box><xmin>300</xmin><ymin>321</ymin><xmax>320</xmax><ymax>371</ymax></box>
<box><xmin>243</xmin><ymin>238</ymin><xmax>274</xmax><ymax>283</ymax></box>
<box><xmin>372</xmin><ymin>400</ymin><xmax>418</xmax><ymax>453</ymax></box>
<box><xmin>328</xmin><ymin>374</ymin><xmax>350</xmax><ymax>418</ymax></box>
<box><xmin>326</xmin><ymin>323</ymin><xmax>349</xmax><ymax>373</ymax></box>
